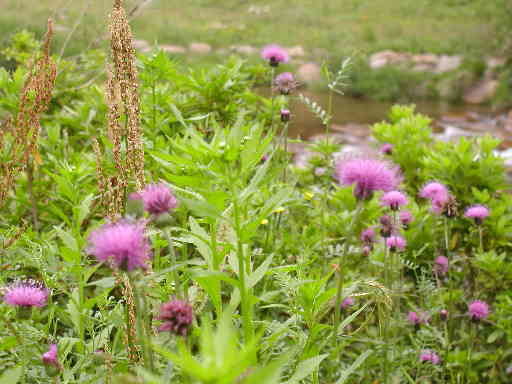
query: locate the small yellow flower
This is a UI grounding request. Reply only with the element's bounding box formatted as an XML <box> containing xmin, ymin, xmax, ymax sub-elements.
<box><xmin>304</xmin><ymin>192</ymin><xmax>314</xmax><ymax>201</ymax></box>
<box><xmin>260</xmin><ymin>219</ymin><xmax>269</xmax><ymax>225</ymax></box>
<box><xmin>273</xmin><ymin>206</ymin><xmax>285</xmax><ymax>214</ymax></box>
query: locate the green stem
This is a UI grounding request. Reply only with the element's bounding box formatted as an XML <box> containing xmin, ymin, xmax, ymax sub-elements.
<box><xmin>478</xmin><ymin>225</ymin><xmax>483</xmax><ymax>253</ymax></box>
<box><xmin>282</xmin><ymin>122</ymin><xmax>289</xmax><ymax>183</ymax></box>
<box><xmin>333</xmin><ymin>204</ymin><xmax>362</xmax><ymax>336</ymax></box>
<box><xmin>128</xmin><ymin>274</ymin><xmax>154</xmax><ymax>372</ymax></box>
<box><xmin>269</xmin><ymin>67</ymin><xmax>275</xmax><ymax>134</ymax></box>
<box><xmin>233</xmin><ymin>198</ymin><xmax>253</xmax><ymax>342</ymax></box>
<box><xmin>164</xmin><ymin>229</ymin><xmax>180</xmax><ymax>298</ymax></box>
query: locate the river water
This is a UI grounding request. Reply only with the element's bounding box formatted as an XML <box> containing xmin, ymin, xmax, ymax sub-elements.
<box><xmin>287</xmin><ymin>91</ymin><xmax>497</xmax><ymax>139</ymax></box>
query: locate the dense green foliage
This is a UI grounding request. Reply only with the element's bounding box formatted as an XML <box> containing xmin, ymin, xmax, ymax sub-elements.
<box><xmin>1</xmin><ymin>30</ymin><xmax>512</xmax><ymax>384</ymax></box>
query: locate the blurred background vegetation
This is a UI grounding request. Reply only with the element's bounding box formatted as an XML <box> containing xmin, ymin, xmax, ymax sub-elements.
<box><xmin>1</xmin><ymin>0</ymin><xmax>511</xmax><ymax>105</ymax></box>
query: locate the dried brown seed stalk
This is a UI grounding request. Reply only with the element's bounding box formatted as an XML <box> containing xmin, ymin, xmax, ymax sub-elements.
<box><xmin>0</xmin><ymin>19</ymin><xmax>57</xmax><ymax>207</ymax></box>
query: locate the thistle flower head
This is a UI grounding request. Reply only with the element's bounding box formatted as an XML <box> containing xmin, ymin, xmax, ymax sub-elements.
<box><xmin>380</xmin><ymin>143</ymin><xmax>393</xmax><ymax>155</ymax></box>
<box><xmin>42</xmin><ymin>344</ymin><xmax>59</xmax><ymax>367</ymax></box>
<box><xmin>381</xmin><ymin>190</ymin><xmax>408</xmax><ymax>210</ymax></box>
<box><xmin>3</xmin><ymin>280</ymin><xmax>49</xmax><ymax>308</ymax></box>
<box><xmin>274</xmin><ymin>72</ymin><xmax>297</xmax><ymax>94</ymax></box>
<box><xmin>132</xmin><ymin>183</ymin><xmax>177</xmax><ymax>216</ymax></box>
<box><xmin>360</xmin><ymin>228</ymin><xmax>376</xmax><ymax>244</ymax></box>
<box><xmin>434</xmin><ymin>256</ymin><xmax>449</xmax><ymax>276</ymax></box>
<box><xmin>335</xmin><ymin>157</ymin><xmax>401</xmax><ymax>200</ymax></box>
<box><xmin>464</xmin><ymin>205</ymin><xmax>490</xmax><ymax>224</ymax></box>
<box><xmin>386</xmin><ymin>235</ymin><xmax>406</xmax><ymax>252</ymax></box>
<box><xmin>420</xmin><ymin>182</ymin><xmax>451</xmax><ymax>215</ymax></box>
<box><xmin>408</xmin><ymin>311</ymin><xmax>429</xmax><ymax>325</ymax></box>
<box><xmin>468</xmin><ymin>300</ymin><xmax>490</xmax><ymax>321</ymax></box>
<box><xmin>379</xmin><ymin>215</ymin><xmax>394</xmax><ymax>238</ymax></box>
<box><xmin>87</xmin><ymin>220</ymin><xmax>152</xmax><ymax>271</ymax></box>
<box><xmin>420</xmin><ymin>350</ymin><xmax>441</xmax><ymax>365</ymax></box>
<box><xmin>157</xmin><ymin>300</ymin><xmax>194</xmax><ymax>336</ymax></box>
<box><xmin>280</xmin><ymin>109</ymin><xmax>291</xmax><ymax>122</ymax></box>
<box><xmin>440</xmin><ymin>309</ymin><xmax>449</xmax><ymax>321</ymax></box>
<box><xmin>341</xmin><ymin>297</ymin><xmax>355</xmax><ymax>309</ymax></box>
<box><xmin>261</xmin><ymin>44</ymin><xmax>289</xmax><ymax>66</ymax></box>
<box><xmin>399</xmin><ymin>210</ymin><xmax>413</xmax><ymax>226</ymax></box>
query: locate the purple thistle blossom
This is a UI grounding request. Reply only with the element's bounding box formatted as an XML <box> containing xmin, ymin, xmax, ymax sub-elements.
<box><xmin>381</xmin><ymin>190</ymin><xmax>408</xmax><ymax>211</ymax></box>
<box><xmin>274</xmin><ymin>72</ymin><xmax>297</xmax><ymax>95</ymax></box>
<box><xmin>468</xmin><ymin>300</ymin><xmax>490</xmax><ymax>321</ymax></box>
<box><xmin>433</xmin><ymin>256</ymin><xmax>449</xmax><ymax>276</ymax></box>
<box><xmin>440</xmin><ymin>309</ymin><xmax>449</xmax><ymax>321</ymax></box>
<box><xmin>341</xmin><ymin>297</ymin><xmax>355</xmax><ymax>309</ymax></box>
<box><xmin>360</xmin><ymin>228</ymin><xmax>376</xmax><ymax>245</ymax></box>
<box><xmin>261</xmin><ymin>44</ymin><xmax>289</xmax><ymax>66</ymax></box>
<box><xmin>42</xmin><ymin>344</ymin><xmax>60</xmax><ymax>368</ymax></box>
<box><xmin>132</xmin><ymin>183</ymin><xmax>178</xmax><ymax>216</ymax></box>
<box><xmin>464</xmin><ymin>205</ymin><xmax>490</xmax><ymax>225</ymax></box>
<box><xmin>280</xmin><ymin>109</ymin><xmax>291</xmax><ymax>122</ymax></box>
<box><xmin>3</xmin><ymin>280</ymin><xmax>49</xmax><ymax>308</ymax></box>
<box><xmin>420</xmin><ymin>182</ymin><xmax>451</xmax><ymax>215</ymax></box>
<box><xmin>380</xmin><ymin>143</ymin><xmax>393</xmax><ymax>155</ymax></box>
<box><xmin>386</xmin><ymin>235</ymin><xmax>406</xmax><ymax>252</ymax></box>
<box><xmin>408</xmin><ymin>311</ymin><xmax>429</xmax><ymax>326</ymax></box>
<box><xmin>419</xmin><ymin>350</ymin><xmax>441</xmax><ymax>365</ymax></box>
<box><xmin>379</xmin><ymin>215</ymin><xmax>394</xmax><ymax>238</ymax></box>
<box><xmin>157</xmin><ymin>300</ymin><xmax>194</xmax><ymax>336</ymax></box>
<box><xmin>87</xmin><ymin>221</ymin><xmax>152</xmax><ymax>271</ymax></box>
<box><xmin>362</xmin><ymin>245</ymin><xmax>372</xmax><ymax>257</ymax></box>
<box><xmin>399</xmin><ymin>210</ymin><xmax>414</xmax><ymax>226</ymax></box>
<box><xmin>335</xmin><ymin>157</ymin><xmax>401</xmax><ymax>200</ymax></box>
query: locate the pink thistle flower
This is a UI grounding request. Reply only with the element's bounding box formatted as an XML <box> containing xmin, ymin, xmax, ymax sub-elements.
<box><xmin>399</xmin><ymin>210</ymin><xmax>414</xmax><ymax>226</ymax></box>
<box><xmin>274</xmin><ymin>72</ymin><xmax>297</xmax><ymax>95</ymax></box>
<box><xmin>362</xmin><ymin>245</ymin><xmax>372</xmax><ymax>256</ymax></box>
<box><xmin>420</xmin><ymin>350</ymin><xmax>441</xmax><ymax>365</ymax></box>
<box><xmin>380</xmin><ymin>215</ymin><xmax>394</xmax><ymax>238</ymax></box>
<box><xmin>335</xmin><ymin>157</ymin><xmax>401</xmax><ymax>200</ymax></box>
<box><xmin>314</xmin><ymin>167</ymin><xmax>326</xmax><ymax>176</ymax></box>
<box><xmin>157</xmin><ymin>300</ymin><xmax>194</xmax><ymax>336</ymax></box>
<box><xmin>419</xmin><ymin>182</ymin><xmax>449</xmax><ymax>201</ymax></box>
<box><xmin>380</xmin><ymin>143</ymin><xmax>393</xmax><ymax>155</ymax></box>
<box><xmin>280</xmin><ymin>109</ymin><xmax>291</xmax><ymax>122</ymax></box>
<box><xmin>132</xmin><ymin>183</ymin><xmax>178</xmax><ymax>216</ymax></box>
<box><xmin>42</xmin><ymin>344</ymin><xmax>60</xmax><ymax>368</ymax></box>
<box><xmin>360</xmin><ymin>228</ymin><xmax>376</xmax><ymax>244</ymax></box>
<box><xmin>341</xmin><ymin>297</ymin><xmax>355</xmax><ymax>309</ymax></box>
<box><xmin>381</xmin><ymin>190</ymin><xmax>408</xmax><ymax>210</ymax></box>
<box><xmin>261</xmin><ymin>44</ymin><xmax>289</xmax><ymax>66</ymax></box>
<box><xmin>408</xmin><ymin>311</ymin><xmax>429</xmax><ymax>326</ymax></box>
<box><xmin>386</xmin><ymin>235</ymin><xmax>406</xmax><ymax>252</ymax></box>
<box><xmin>3</xmin><ymin>280</ymin><xmax>49</xmax><ymax>308</ymax></box>
<box><xmin>433</xmin><ymin>256</ymin><xmax>449</xmax><ymax>276</ymax></box>
<box><xmin>464</xmin><ymin>205</ymin><xmax>490</xmax><ymax>225</ymax></box>
<box><xmin>87</xmin><ymin>221</ymin><xmax>152</xmax><ymax>271</ymax></box>
<box><xmin>468</xmin><ymin>300</ymin><xmax>490</xmax><ymax>321</ymax></box>
<box><xmin>420</xmin><ymin>182</ymin><xmax>451</xmax><ymax>215</ymax></box>
<box><xmin>440</xmin><ymin>309</ymin><xmax>449</xmax><ymax>321</ymax></box>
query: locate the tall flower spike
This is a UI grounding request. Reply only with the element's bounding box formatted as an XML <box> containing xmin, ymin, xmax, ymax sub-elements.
<box><xmin>335</xmin><ymin>157</ymin><xmax>401</xmax><ymax>200</ymax></box>
<box><xmin>3</xmin><ymin>280</ymin><xmax>49</xmax><ymax>308</ymax></box>
<box><xmin>261</xmin><ymin>44</ymin><xmax>289</xmax><ymax>66</ymax></box>
<box><xmin>133</xmin><ymin>183</ymin><xmax>178</xmax><ymax>216</ymax></box>
<box><xmin>87</xmin><ymin>220</ymin><xmax>152</xmax><ymax>271</ymax></box>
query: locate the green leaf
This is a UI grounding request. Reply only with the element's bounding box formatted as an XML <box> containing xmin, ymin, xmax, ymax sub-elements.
<box><xmin>284</xmin><ymin>354</ymin><xmax>328</xmax><ymax>384</ymax></box>
<box><xmin>0</xmin><ymin>366</ymin><xmax>23</xmax><ymax>384</ymax></box>
<box><xmin>335</xmin><ymin>350</ymin><xmax>372</xmax><ymax>384</ymax></box>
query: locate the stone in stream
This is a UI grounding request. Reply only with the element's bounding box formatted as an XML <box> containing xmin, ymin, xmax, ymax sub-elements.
<box><xmin>297</xmin><ymin>63</ymin><xmax>321</xmax><ymax>83</ymax></box>
<box><xmin>160</xmin><ymin>44</ymin><xmax>186</xmax><ymax>54</ymax></box>
<box><xmin>189</xmin><ymin>43</ymin><xmax>212</xmax><ymax>54</ymax></box>
<box><xmin>463</xmin><ymin>79</ymin><xmax>499</xmax><ymax>104</ymax></box>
